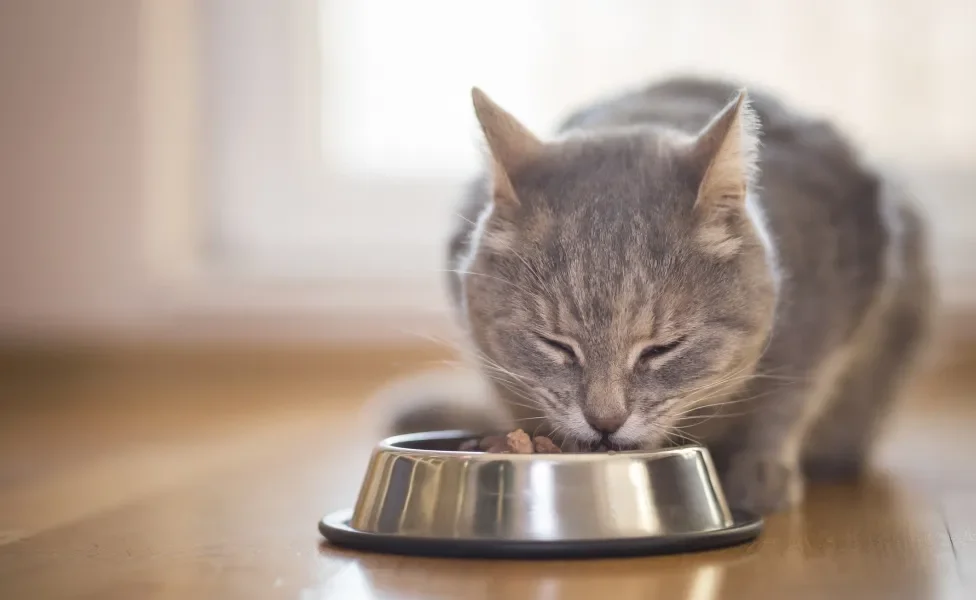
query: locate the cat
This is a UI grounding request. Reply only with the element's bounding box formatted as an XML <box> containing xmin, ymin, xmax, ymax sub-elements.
<box><xmin>386</xmin><ymin>77</ymin><xmax>933</xmax><ymax>514</ymax></box>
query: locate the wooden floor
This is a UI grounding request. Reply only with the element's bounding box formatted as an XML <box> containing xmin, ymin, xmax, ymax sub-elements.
<box><xmin>0</xmin><ymin>345</ymin><xmax>974</xmax><ymax>600</ymax></box>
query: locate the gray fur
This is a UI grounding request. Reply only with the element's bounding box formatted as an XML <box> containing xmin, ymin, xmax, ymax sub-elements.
<box><xmin>408</xmin><ymin>77</ymin><xmax>932</xmax><ymax>514</ymax></box>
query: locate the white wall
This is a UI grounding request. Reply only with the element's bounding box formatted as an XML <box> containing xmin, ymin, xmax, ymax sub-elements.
<box><xmin>0</xmin><ymin>0</ymin><xmax>148</xmax><ymax>338</ymax></box>
<box><xmin>0</xmin><ymin>0</ymin><xmax>456</xmax><ymax>344</ymax></box>
<box><xmin>0</xmin><ymin>0</ymin><xmax>973</xmax><ymax>347</ymax></box>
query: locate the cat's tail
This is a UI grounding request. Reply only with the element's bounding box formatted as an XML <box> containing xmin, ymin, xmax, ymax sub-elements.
<box><xmin>366</xmin><ymin>368</ymin><xmax>511</xmax><ymax>439</ymax></box>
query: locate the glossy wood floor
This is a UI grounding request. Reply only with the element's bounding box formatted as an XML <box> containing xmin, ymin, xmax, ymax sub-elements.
<box><xmin>1</xmin><ymin>345</ymin><xmax>974</xmax><ymax>600</ymax></box>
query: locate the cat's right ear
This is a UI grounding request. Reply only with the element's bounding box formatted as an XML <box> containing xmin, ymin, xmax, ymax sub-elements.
<box><xmin>689</xmin><ymin>90</ymin><xmax>760</xmax><ymax>212</ymax></box>
<box><xmin>471</xmin><ymin>88</ymin><xmax>543</xmax><ymax>217</ymax></box>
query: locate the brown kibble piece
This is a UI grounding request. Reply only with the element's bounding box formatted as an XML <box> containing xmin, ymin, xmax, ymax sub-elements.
<box><xmin>532</xmin><ymin>436</ymin><xmax>562</xmax><ymax>453</ymax></box>
<box><xmin>505</xmin><ymin>429</ymin><xmax>534</xmax><ymax>454</ymax></box>
<box><xmin>462</xmin><ymin>431</ymin><xmax>563</xmax><ymax>454</ymax></box>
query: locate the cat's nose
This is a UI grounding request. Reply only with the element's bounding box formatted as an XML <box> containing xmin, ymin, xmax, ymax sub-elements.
<box><xmin>586</xmin><ymin>414</ymin><xmax>626</xmax><ymax>434</ymax></box>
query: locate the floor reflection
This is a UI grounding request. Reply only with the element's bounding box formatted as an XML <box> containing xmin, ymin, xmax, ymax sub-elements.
<box><xmin>717</xmin><ymin>475</ymin><xmax>947</xmax><ymax>599</ymax></box>
<box><xmin>317</xmin><ymin>474</ymin><xmax>962</xmax><ymax>600</ymax></box>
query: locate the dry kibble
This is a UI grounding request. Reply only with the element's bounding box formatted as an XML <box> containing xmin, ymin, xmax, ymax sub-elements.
<box><xmin>505</xmin><ymin>429</ymin><xmax>534</xmax><ymax>454</ymax></box>
<box><xmin>532</xmin><ymin>436</ymin><xmax>562</xmax><ymax>454</ymax></box>
<box><xmin>462</xmin><ymin>430</ymin><xmax>566</xmax><ymax>454</ymax></box>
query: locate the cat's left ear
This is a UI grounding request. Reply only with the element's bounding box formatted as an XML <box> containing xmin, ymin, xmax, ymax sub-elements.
<box><xmin>471</xmin><ymin>87</ymin><xmax>543</xmax><ymax>219</ymax></box>
<box><xmin>690</xmin><ymin>90</ymin><xmax>760</xmax><ymax>212</ymax></box>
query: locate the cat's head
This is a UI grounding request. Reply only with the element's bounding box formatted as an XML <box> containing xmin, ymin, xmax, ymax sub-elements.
<box><xmin>460</xmin><ymin>88</ymin><xmax>778</xmax><ymax>450</ymax></box>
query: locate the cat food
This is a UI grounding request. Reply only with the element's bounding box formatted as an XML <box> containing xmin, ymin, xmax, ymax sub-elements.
<box><xmin>457</xmin><ymin>429</ymin><xmax>563</xmax><ymax>454</ymax></box>
<box><xmin>532</xmin><ymin>435</ymin><xmax>562</xmax><ymax>453</ymax></box>
<box><xmin>505</xmin><ymin>429</ymin><xmax>535</xmax><ymax>454</ymax></box>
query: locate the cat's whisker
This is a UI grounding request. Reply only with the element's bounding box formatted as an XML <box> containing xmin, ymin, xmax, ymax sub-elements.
<box><xmin>487</xmin><ymin>380</ymin><xmax>550</xmax><ymax>414</ymax></box>
<box><xmin>512</xmin><ymin>252</ymin><xmax>552</xmax><ymax>297</ymax></box>
<box><xmin>479</xmin><ymin>363</ymin><xmax>533</xmax><ymax>385</ymax></box>
<box><xmin>503</xmin><ymin>399</ymin><xmax>543</xmax><ymax>413</ymax></box>
<box><xmin>480</xmin><ymin>358</ymin><xmax>528</xmax><ymax>381</ymax></box>
<box><xmin>750</xmin><ymin>372</ymin><xmax>808</xmax><ymax>383</ymax></box>
<box><xmin>665</xmin><ymin>379</ymin><xmax>747</xmax><ymax>413</ymax></box>
<box><xmin>479</xmin><ymin>372</ymin><xmax>540</xmax><ymax>404</ymax></box>
<box><xmin>479</xmin><ymin>368</ymin><xmax>536</xmax><ymax>394</ymax></box>
<box><xmin>394</xmin><ymin>329</ymin><xmax>466</xmax><ymax>353</ymax></box>
<box><xmin>672</xmin><ymin>371</ymin><xmax>805</xmax><ymax>414</ymax></box>
<box><xmin>677</xmin><ymin>368</ymin><xmax>760</xmax><ymax>399</ymax></box>
<box><xmin>442</xmin><ymin>269</ymin><xmax>535</xmax><ymax>296</ymax></box>
<box><xmin>672</xmin><ymin>388</ymin><xmax>744</xmax><ymax>413</ymax></box>
<box><xmin>485</xmin><ymin>379</ymin><xmax>550</xmax><ymax>409</ymax></box>
<box><xmin>472</xmin><ymin>353</ymin><xmax>534</xmax><ymax>384</ymax></box>
<box><xmin>652</xmin><ymin>423</ymin><xmax>688</xmax><ymax>447</ymax></box>
<box><xmin>484</xmin><ymin>379</ymin><xmax>542</xmax><ymax>409</ymax></box>
<box><xmin>669</xmin><ymin>387</ymin><xmax>786</xmax><ymax>422</ymax></box>
<box><xmin>549</xmin><ymin>423</ymin><xmax>570</xmax><ymax>449</ymax></box>
<box><xmin>671</xmin><ymin>409</ymin><xmax>756</xmax><ymax>427</ymax></box>
<box><xmin>670</xmin><ymin>394</ymin><xmax>757</xmax><ymax>419</ymax></box>
<box><xmin>654</xmin><ymin>417</ymin><xmax>703</xmax><ymax>444</ymax></box>
<box><xmin>671</xmin><ymin>332</ymin><xmax>781</xmax><ymax>400</ymax></box>
<box><xmin>433</xmin><ymin>359</ymin><xmax>464</xmax><ymax>369</ymax></box>
<box><xmin>454</xmin><ymin>212</ymin><xmax>477</xmax><ymax>226</ymax></box>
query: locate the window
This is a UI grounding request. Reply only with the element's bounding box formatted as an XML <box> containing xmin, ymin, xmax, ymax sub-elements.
<box><xmin>202</xmin><ymin>0</ymin><xmax>976</xmax><ymax>320</ymax></box>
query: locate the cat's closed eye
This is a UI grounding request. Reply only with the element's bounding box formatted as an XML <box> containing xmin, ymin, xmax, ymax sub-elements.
<box><xmin>534</xmin><ymin>333</ymin><xmax>581</xmax><ymax>364</ymax></box>
<box><xmin>637</xmin><ymin>336</ymin><xmax>686</xmax><ymax>364</ymax></box>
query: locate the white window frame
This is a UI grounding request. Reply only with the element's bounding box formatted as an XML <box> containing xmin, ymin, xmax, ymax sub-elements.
<box><xmin>142</xmin><ymin>0</ymin><xmax>461</xmax><ymax>342</ymax></box>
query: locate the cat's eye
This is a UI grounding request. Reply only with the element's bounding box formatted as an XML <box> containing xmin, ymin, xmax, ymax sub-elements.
<box><xmin>535</xmin><ymin>334</ymin><xmax>580</xmax><ymax>364</ymax></box>
<box><xmin>638</xmin><ymin>336</ymin><xmax>686</xmax><ymax>363</ymax></box>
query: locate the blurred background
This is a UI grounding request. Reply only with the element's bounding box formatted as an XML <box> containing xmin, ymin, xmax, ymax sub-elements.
<box><xmin>2</xmin><ymin>3</ymin><xmax>975</xmax><ymax>597</ymax></box>
<box><xmin>1</xmin><ymin>0</ymin><xmax>975</xmax><ymax>350</ymax></box>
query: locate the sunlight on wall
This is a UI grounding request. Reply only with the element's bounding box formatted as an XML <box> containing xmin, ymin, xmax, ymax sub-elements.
<box><xmin>320</xmin><ymin>0</ymin><xmax>976</xmax><ymax>179</ymax></box>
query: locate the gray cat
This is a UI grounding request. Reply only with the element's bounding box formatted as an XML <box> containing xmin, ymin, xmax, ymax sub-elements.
<box><xmin>389</xmin><ymin>77</ymin><xmax>932</xmax><ymax>514</ymax></box>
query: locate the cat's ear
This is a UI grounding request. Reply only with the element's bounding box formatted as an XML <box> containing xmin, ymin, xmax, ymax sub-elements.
<box><xmin>690</xmin><ymin>90</ymin><xmax>760</xmax><ymax>212</ymax></box>
<box><xmin>471</xmin><ymin>87</ymin><xmax>543</xmax><ymax>215</ymax></box>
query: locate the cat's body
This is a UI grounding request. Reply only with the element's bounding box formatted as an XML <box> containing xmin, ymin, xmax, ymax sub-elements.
<box><xmin>393</xmin><ymin>77</ymin><xmax>932</xmax><ymax>513</ymax></box>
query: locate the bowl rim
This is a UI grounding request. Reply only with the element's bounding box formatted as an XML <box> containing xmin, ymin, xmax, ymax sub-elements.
<box><xmin>377</xmin><ymin>430</ymin><xmax>709</xmax><ymax>463</ymax></box>
<box><xmin>320</xmin><ymin>507</ymin><xmax>763</xmax><ymax>559</ymax></box>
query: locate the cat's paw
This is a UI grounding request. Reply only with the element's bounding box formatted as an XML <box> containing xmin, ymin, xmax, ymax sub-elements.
<box><xmin>721</xmin><ymin>454</ymin><xmax>804</xmax><ymax>514</ymax></box>
<box><xmin>801</xmin><ymin>453</ymin><xmax>868</xmax><ymax>482</ymax></box>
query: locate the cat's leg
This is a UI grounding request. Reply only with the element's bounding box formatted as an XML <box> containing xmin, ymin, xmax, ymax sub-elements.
<box><xmin>801</xmin><ymin>204</ymin><xmax>932</xmax><ymax>479</ymax></box>
<box><xmin>709</xmin><ymin>352</ymin><xmax>859</xmax><ymax>514</ymax></box>
<box><xmin>799</xmin><ymin>314</ymin><xmax>926</xmax><ymax>480</ymax></box>
<box><xmin>713</xmin><ymin>198</ymin><xmax>931</xmax><ymax>513</ymax></box>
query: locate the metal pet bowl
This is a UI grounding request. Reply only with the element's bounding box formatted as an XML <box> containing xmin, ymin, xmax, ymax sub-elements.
<box><xmin>320</xmin><ymin>430</ymin><xmax>761</xmax><ymax>559</ymax></box>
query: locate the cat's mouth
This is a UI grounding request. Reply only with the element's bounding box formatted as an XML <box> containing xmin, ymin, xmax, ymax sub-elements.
<box><xmin>587</xmin><ymin>438</ymin><xmax>642</xmax><ymax>452</ymax></box>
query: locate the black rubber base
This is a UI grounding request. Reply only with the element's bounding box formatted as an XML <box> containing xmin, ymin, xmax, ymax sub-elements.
<box><xmin>319</xmin><ymin>509</ymin><xmax>763</xmax><ymax>560</ymax></box>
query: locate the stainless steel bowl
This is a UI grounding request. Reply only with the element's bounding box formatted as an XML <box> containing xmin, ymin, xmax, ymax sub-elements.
<box><xmin>320</xmin><ymin>430</ymin><xmax>761</xmax><ymax>558</ymax></box>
